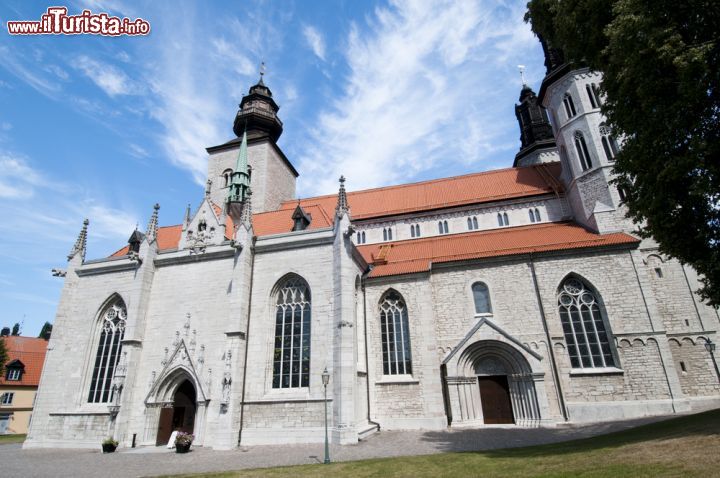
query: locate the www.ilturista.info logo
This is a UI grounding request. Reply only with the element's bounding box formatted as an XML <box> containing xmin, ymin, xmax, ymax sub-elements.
<box><xmin>7</xmin><ymin>7</ymin><xmax>150</xmax><ymax>36</ymax></box>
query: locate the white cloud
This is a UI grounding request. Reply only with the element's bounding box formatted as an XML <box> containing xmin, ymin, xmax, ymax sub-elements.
<box><xmin>0</xmin><ymin>153</ymin><xmax>42</xmax><ymax>199</ymax></box>
<box><xmin>302</xmin><ymin>25</ymin><xmax>326</xmax><ymax>61</ymax></box>
<box><xmin>0</xmin><ymin>46</ymin><xmax>62</xmax><ymax>97</ymax></box>
<box><xmin>295</xmin><ymin>0</ymin><xmax>537</xmax><ymax>196</ymax></box>
<box><xmin>75</xmin><ymin>55</ymin><xmax>139</xmax><ymax>97</ymax></box>
<box><xmin>128</xmin><ymin>143</ymin><xmax>149</xmax><ymax>158</ymax></box>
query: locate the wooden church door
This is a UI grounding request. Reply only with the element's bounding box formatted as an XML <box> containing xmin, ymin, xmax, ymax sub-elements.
<box><xmin>478</xmin><ymin>375</ymin><xmax>515</xmax><ymax>424</ymax></box>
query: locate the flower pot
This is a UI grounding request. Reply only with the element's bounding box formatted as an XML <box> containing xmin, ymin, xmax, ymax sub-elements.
<box><xmin>102</xmin><ymin>443</ymin><xmax>117</xmax><ymax>453</ymax></box>
<box><xmin>175</xmin><ymin>442</ymin><xmax>191</xmax><ymax>453</ymax></box>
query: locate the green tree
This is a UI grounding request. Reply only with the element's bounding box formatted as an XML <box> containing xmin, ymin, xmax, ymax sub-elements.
<box><xmin>11</xmin><ymin>322</ymin><xmax>20</xmax><ymax>336</ymax></box>
<box><xmin>526</xmin><ymin>0</ymin><xmax>720</xmax><ymax>305</ymax></box>
<box><xmin>38</xmin><ymin>322</ymin><xmax>53</xmax><ymax>340</ymax></box>
<box><xmin>0</xmin><ymin>337</ymin><xmax>7</xmax><ymax>378</ymax></box>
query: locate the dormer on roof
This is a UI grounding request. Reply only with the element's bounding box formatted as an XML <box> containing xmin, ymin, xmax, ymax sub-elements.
<box><xmin>5</xmin><ymin>359</ymin><xmax>24</xmax><ymax>381</ymax></box>
<box><xmin>291</xmin><ymin>204</ymin><xmax>312</xmax><ymax>232</ymax></box>
<box><xmin>127</xmin><ymin>229</ymin><xmax>145</xmax><ymax>254</ymax></box>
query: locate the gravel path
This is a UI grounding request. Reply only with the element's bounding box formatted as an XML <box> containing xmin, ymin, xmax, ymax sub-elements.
<box><xmin>0</xmin><ymin>415</ymin><xmax>677</xmax><ymax>478</ymax></box>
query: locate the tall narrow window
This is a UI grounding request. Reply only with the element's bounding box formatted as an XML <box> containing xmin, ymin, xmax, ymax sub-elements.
<box><xmin>414</xmin><ymin>224</ymin><xmax>420</xmax><ymax>237</ymax></box>
<box><xmin>411</xmin><ymin>224</ymin><xmax>416</xmax><ymax>237</ymax></box>
<box><xmin>503</xmin><ymin>213</ymin><xmax>509</xmax><ymax>226</ymax></box>
<box><xmin>88</xmin><ymin>298</ymin><xmax>127</xmax><ymax>403</ymax></box>
<box><xmin>388</xmin><ymin>228</ymin><xmax>393</xmax><ymax>240</ymax></box>
<box><xmin>443</xmin><ymin>220</ymin><xmax>449</xmax><ymax>234</ymax></box>
<box><xmin>599</xmin><ymin>125</ymin><xmax>619</xmax><ymax>161</ymax></box>
<box><xmin>383</xmin><ymin>229</ymin><xmax>387</xmax><ymax>241</ymax></box>
<box><xmin>467</xmin><ymin>217</ymin><xmax>473</xmax><ymax>229</ymax></box>
<box><xmin>472</xmin><ymin>282</ymin><xmax>492</xmax><ymax>314</ymax></box>
<box><xmin>380</xmin><ymin>290</ymin><xmax>412</xmax><ymax>375</ymax></box>
<box><xmin>574</xmin><ymin>131</ymin><xmax>592</xmax><ymax>171</ymax></box>
<box><xmin>497</xmin><ymin>213</ymin><xmax>503</xmax><ymax>227</ymax></box>
<box><xmin>438</xmin><ymin>221</ymin><xmax>449</xmax><ymax>234</ymax></box>
<box><xmin>529</xmin><ymin>210</ymin><xmax>536</xmax><ymax>223</ymax></box>
<box><xmin>586</xmin><ymin>83</ymin><xmax>602</xmax><ymax>109</ymax></box>
<box><xmin>467</xmin><ymin>217</ymin><xmax>478</xmax><ymax>230</ymax></box>
<box><xmin>534</xmin><ymin>208</ymin><xmax>541</xmax><ymax>222</ymax></box>
<box><xmin>472</xmin><ymin>217</ymin><xmax>478</xmax><ymax>229</ymax></box>
<box><xmin>273</xmin><ymin>276</ymin><xmax>311</xmax><ymax>388</ymax></box>
<box><xmin>563</xmin><ymin>94</ymin><xmax>577</xmax><ymax>119</ymax></box>
<box><xmin>558</xmin><ymin>277</ymin><xmax>616</xmax><ymax>369</ymax></box>
<box><xmin>361</xmin><ymin>231</ymin><xmax>366</xmax><ymax>243</ymax></box>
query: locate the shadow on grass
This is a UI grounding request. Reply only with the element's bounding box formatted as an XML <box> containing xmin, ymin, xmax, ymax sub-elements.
<box><xmin>419</xmin><ymin>409</ymin><xmax>720</xmax><ymax>458</ymax></box>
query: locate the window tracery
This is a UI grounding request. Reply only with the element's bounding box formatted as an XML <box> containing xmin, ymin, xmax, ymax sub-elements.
<box><xmin>558</xmin><ymin>278</ymin><xmax>616</xmax><ymax>369</ymax></box>
<box><xmin>272</xmin><ymin>276</ymin><xmax>311</xmax><ymax>388</ymax></box>
<box><xmin>380</xmin><ymin>291</ymin><xmax>412</xmax><ymax>375</ymax></box>
<box><xmin>88</xmin><ymin>298</ymin><xmax>127</xmax><ymax>403</ymax></box>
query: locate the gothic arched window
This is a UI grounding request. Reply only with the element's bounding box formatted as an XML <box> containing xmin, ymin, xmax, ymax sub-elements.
<box><xmin>563</xmin><ymin>93</ymin><xmax>577</xmax><ymax>119</ymax></box>
<box><xmin>534</xmin><ymin>208</ymin><xmax>541</xmax><ymax>222</ymax></box>
<box><xmin>574</xmin><ymin>131</ymin><xmax>592</xmax><ymax>171</ymax></box>
<box><xmin>558</xmin><ymin>277</ymin><xmax>616</xmax><ymax>369</ymax></box>
<box><xmin>222</xmin><ymin>168</ymin><xmax>233</xmax><ymax>188</ymax></box>
<box><xmin>599</xmin><ymin>125</ymin><xmax>619</xmax><ymax>161</ymax></box>
<box><xmin>380</xmin><ymin>290</ymin><xmax>412</xmax><ymax>375</ymax></box>
<box><xmin>88</xmin><ymin>298</ymin><xmax>127</xmax><ymax>403</ymax></box>
<box><xmin>273</xmin><ymin>276</ymin><xmax>311</xmax><ymax>388</ymax></box>
<box><xmin>529</xmin><ymin>210</ymin><xmax>536</xmax><ymax>223</ymax></box>
<box><xmin>472</xmin><ymin>282</ymin><xmax>492</xmax><ymax>315</ymax></box>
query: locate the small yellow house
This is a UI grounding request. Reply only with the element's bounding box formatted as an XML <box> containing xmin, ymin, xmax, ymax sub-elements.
<box><xmin>1</xmin><ymin>336</ymin><xmax>48</xmax><ymax>435</ymax></box>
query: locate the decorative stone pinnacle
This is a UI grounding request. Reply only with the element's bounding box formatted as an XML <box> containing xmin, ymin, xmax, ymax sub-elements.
<box><xmin>336</xmin><ymin>175</ymin><xmax>349</xmax><ymax>216</ymax></box>
<box><xmin>68</xmin><ymin>218</ymin><xmax>89</xmax><ymax>262</ymax></box>
<box><xmin>240</xmin><ymin>189</ymin><xmax>253</xmax><ymax>227</ymax></box>
<box><xmin>146</xmin><ymin>203</ymin><xmax>160</xmax><ymax>242</ymax></box>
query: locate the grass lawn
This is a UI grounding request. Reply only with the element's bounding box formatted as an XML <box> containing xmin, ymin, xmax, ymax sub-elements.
<box><xmin>169</xmin><ymin>409</ymin><xmax>720</xmax><ymax>478</ymax></box>
<box><xmin>0</xmin><ymin>434</ymin><xmax>26</xmax><ymax>445</ymax></box>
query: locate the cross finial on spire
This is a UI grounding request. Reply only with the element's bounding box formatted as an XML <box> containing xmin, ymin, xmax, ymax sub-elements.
<box><xmin>258</xmin><ymin>61</ymin><xmax>266</xmax><ymax>85</ymax></box>
<box><xmin>518</xmin><ymin>65</ymin><xmax>527</xmax><ymax>86</ymax></box>
<box><xmin>336</xmin><ymin>175</ymin><xmax>349</xmax><ymax>217</ymax></box>
<box><xmin>68</xmin><ymin>218</ymin><xmax>89</xmax><ymax>262</ymax></box>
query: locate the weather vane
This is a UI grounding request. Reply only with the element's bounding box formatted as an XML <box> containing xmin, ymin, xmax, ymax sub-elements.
<box><xmin>518</xmin><ymin>65</ymin><xmax>527</xmax><ymax>86</ymax></box>
<box><xmin>260</xmin><ymin>61</ymin><xmax>266</xmax><ymax>80</ymax></box>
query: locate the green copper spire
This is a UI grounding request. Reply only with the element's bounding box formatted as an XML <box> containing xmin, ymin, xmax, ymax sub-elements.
<box><xmin>227</xmin><ymin>129</ymin><xmax>251</xmax><ymax>204</ymax></box>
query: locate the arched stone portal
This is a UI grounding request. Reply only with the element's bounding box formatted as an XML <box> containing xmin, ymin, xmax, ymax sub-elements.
<box><xmin>444</xmin><ymin>334</ymin><xmax>547</xmax><ymax>427</ymax></box>
<box><xmin>156</xmin><ymin>379</ymin><xmax>197</xmax><ymax>446</ymax></box>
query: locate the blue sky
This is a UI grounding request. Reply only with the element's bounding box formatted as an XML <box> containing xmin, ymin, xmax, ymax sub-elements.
<box><xmin>0</xmin><ymin>0</ymin><xmax>546</xmax><ymax>336</ymax></box>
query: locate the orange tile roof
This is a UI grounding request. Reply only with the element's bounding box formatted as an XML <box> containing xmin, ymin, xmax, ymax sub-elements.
<box><xmin>280</xmin><ymin>163</ymin><xmax>563</xmax><ymax>220</ymax></box>
<box><xmin>357</xmin><ymin>222</ymin><xmax>639</xmax><ymax>278</ymax></box>
<box><xmin>110</xmin><ymin>225</ymin><xmax>183</xmax><ymax>257</ymax></box>
<box><xmin>253</xmin><ymin>204</ymin><xmax>333</xmax><ymax>236</ymax></box>
<box><xmin>105</xmin><ymin>164</ymin><xmax>565</xmax><ymax>257</ymax></box>
<box><xmin>0</xmin><ymin>336</ymin><xmax>48</xmax><ymax>387</ymax></box>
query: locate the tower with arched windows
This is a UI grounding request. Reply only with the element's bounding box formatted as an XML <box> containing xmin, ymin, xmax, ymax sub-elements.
<box><xmin>535</xmin><ymin>38</ymin><xmax>631</xmax><ymax>234</ymax></box>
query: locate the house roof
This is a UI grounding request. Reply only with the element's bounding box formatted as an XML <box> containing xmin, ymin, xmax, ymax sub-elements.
<box><xmin>0</xmin><ymin>336</ymin><xmax>48</xmax><ymax>387</ymax></box>
<box><xmin>356</xmin><ymin>222</ymin><xmax>639</xmax><ymax>278</ymax></box>
<box><xmin>278</xmin><ymin>162</ymin><xmax>563</xmax><ymax>221</ymax></box>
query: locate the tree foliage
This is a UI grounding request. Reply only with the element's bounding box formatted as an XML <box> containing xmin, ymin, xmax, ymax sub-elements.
<box><xmin>38</xmin><ymin>322</ymin><xmax>53</xmax><ymax>340</ymax></box>
<box><xmin>0</xmin><ymin>338</ymin><xmax>7</xmax><ymax>378</ymax></box>
<box><xmin>11</xmin><ymin>323</ymin><xmax>20</xmax><ymax>336</ymax></box>
<box><xmin>526</xmin><ymin>0</ymin><xmax>720</xmax><ymax>305</ymax></box>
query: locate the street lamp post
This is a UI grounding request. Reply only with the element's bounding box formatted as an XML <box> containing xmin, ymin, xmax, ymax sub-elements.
<box><xmin>705</xmin><ymin>339</ymin><xmax>720</xmax><ymax>383</ymax></box>
<box><xmin>322</xmin><ymin>367</ymin><xmax>330</xmax><ymax>465</ymax></box>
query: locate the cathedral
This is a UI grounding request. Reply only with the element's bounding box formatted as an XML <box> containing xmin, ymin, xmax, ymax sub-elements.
<box><xmin>25</xmin><ymin>39</ymin><xmax>720</xmax><ymax>450</ymax></box>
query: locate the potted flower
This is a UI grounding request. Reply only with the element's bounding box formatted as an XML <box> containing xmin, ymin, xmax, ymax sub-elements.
<box><xmin>102</xmin><ymin>437</ymin><xmax>119</xmax><ymax>453</ymax></box>
<box><xmin>174</xmin><ymin>432</ymin><xmax>194</xmax><ymax>453</ymax></box>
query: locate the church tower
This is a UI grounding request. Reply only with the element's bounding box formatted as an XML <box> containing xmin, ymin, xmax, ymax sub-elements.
<box><xmin>206</xmin><ymin>66</ymin><xmax>298</xmax><ymax>213</ymax></box>
<box><xmin>513</xmin><ymin>71</ymin><xmax>559</xmax><ymax>167</ymax></box>
<box><xmin>536</xmin><ymin>38</ymin><xmax>628</xmax><ymax>233</ymax></box>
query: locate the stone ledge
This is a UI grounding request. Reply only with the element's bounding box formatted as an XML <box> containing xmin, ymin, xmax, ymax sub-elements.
<box><xmin>569</xmin><ymin>367</ymin><xmax>624</xmax><ymax>377</ymax></box>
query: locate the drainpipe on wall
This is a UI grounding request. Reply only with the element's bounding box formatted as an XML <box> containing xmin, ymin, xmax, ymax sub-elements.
<box><xmin>529</xmin><ymin>254</ymin><xmax>568</xmax><ymax>421</ymax></box>
<box><xmin>361</xmin><ymin>268</ymin><xmax>381</xmax><ymax>432</ymax></box>
<box><xmin>237</xmin><ymin>239</ymin><xmax>256</xmax><ymax>446</ymax></box>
